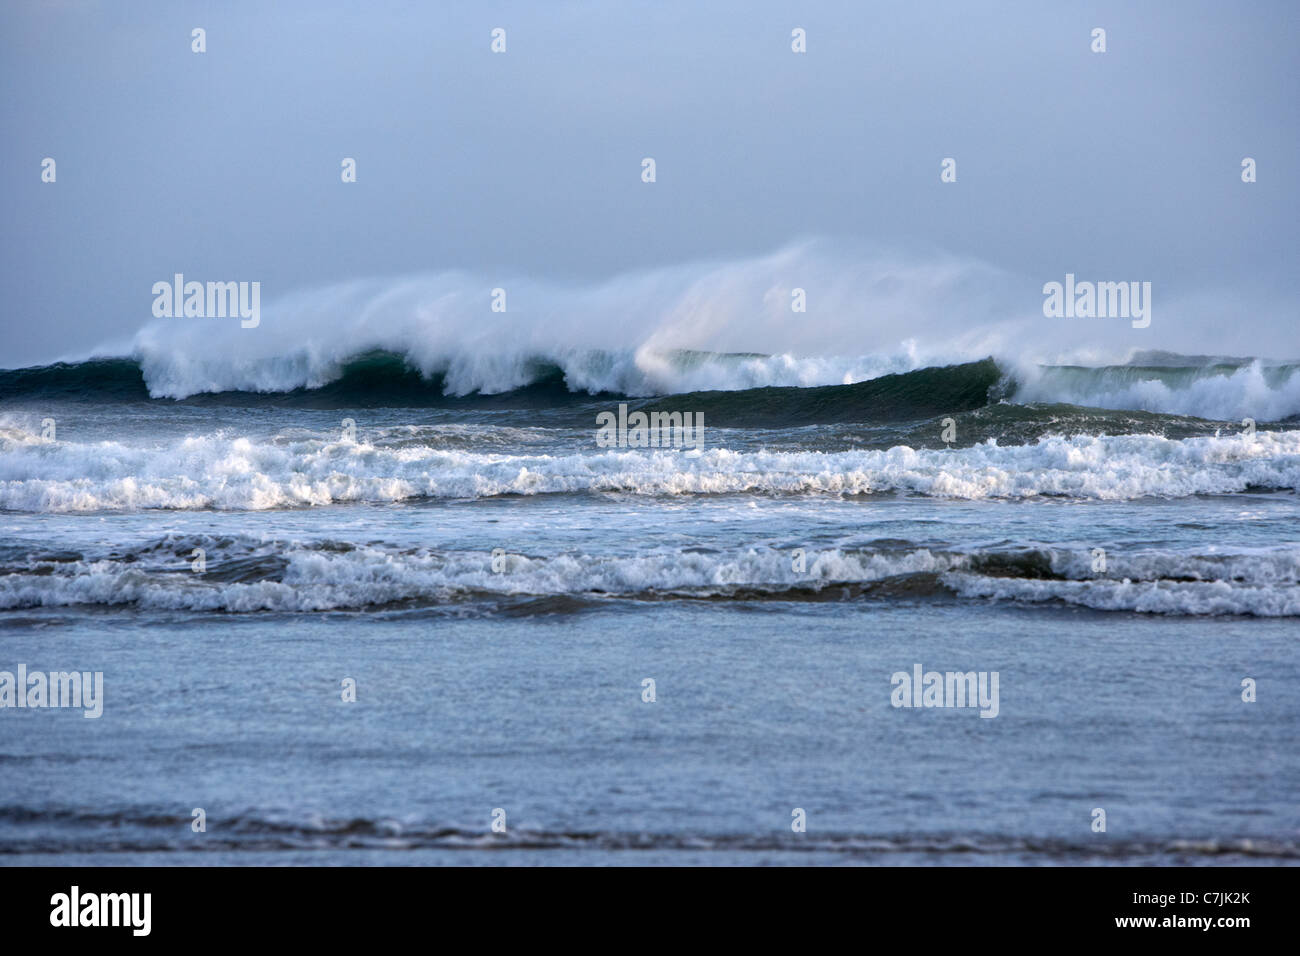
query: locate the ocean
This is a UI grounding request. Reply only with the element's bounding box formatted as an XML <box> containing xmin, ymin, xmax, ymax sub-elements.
<box><xmin>1</xmin><ymin>350</ymin><xmax>1297</xmax><ymax>865</ymax></box>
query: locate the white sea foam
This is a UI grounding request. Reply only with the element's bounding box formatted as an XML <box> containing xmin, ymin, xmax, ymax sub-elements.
<box><xmin>944</xmin><ymin>573</ymin><xmax>1300</xmax><ymax>616</ymax></box>
<box><xmin>1040</xmin><ymin>547</ymin><xmax>1300</xmax><ymax>586</ymax></box>
<box><xmin>127</xmin><ymin>243</ymin><xmax>987</xmax><ymax>400</ymax></box>
<box><xmin>0</xmin><ymin>539</ymin><xmax>960</xmax><ymax>612</ymax></box>
<box><xmin>1012</xmin><ymin>359</ymin><xmax>1300</xmax><ymax>422</ymax></box>
<box><xmin>945</xmin><ymin>546</ymin><xmax>1300</xmax><ymax>616</ymax></box>
<box><xmin>3</xmin><ymin>534</ymin><xmax>1295</xmax><ymax>616</ymax></box>
<box><xmin>1</xmin><ymin>423</ymin><xmax>1297</xmax><ymax>512</ymax></box>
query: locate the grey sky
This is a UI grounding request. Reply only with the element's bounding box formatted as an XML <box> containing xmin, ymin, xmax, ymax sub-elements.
<box><xmin>2</xmin><ymin>0</ymin><xmax>1297</xmax><ymax>368</ymax></box>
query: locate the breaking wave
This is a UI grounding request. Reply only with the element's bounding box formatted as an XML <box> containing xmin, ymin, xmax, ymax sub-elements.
<box><xmin>4</xmin><ymin>414</ymin><xmax>1299</xmax><ymax>513</ymax></box>
<box><xmin>0</xmin><ymin>240</ymin><xmax>1295</xmax><ymax>419</ymax></box>
<box><xmin>3</xmin><ymin>350</ymin><xmax>1298</xmax><ymax>424</ymax></box>
<box><xmin>1</xmin><ymin>532</ymin><xmax>1296</xmax><ymax>616</ymax></box>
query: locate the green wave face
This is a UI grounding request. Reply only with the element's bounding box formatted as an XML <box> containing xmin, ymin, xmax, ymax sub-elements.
<box><xmin>1</xmin><ymin>352</ymin><xmax>1297</xmax><ymax>433</ymax></box>
<box><xmin>639</xmin><ymin>358</ymin><xmax>1005</xmax><ymax>427</ymax></box>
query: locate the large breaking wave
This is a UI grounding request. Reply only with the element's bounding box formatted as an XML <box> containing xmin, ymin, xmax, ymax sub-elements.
<box><xmin>2</xmin><ymin>240</ymin><xmax>1297</xmax><ymax>418</ymax></box>
<box><xmin>3</xmin><ymin>351</ymin><xmax>1300</xmax><ymax>423</ymax></box>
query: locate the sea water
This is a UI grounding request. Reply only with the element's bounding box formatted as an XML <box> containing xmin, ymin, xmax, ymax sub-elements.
<box><xmin>1</xmin><ymin>357</ymin><xmax>1297</xmax><ymax>865</ymax></box>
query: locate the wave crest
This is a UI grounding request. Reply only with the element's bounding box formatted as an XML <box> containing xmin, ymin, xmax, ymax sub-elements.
<box><xmin>2</xmin><ymin>533</ymin><xmax>1296</xmax><ymax>617</ymax></box>
<box><xmin>2</xmin><ymin>421</ymin><xmax>1297</xmax><ymax>512</ymax></box>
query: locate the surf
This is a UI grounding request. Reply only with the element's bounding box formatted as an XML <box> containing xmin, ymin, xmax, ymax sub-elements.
<box><xmin>4</xmin><ymin>352</ymin><xmax>1299</xmax><ymax>423</ymax></box>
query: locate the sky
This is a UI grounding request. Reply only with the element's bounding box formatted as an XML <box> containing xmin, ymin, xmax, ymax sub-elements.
<box><xmin>2</xmin><ymin>0</ymin><xmax>1297</xmax><ymax>369</ymax></box>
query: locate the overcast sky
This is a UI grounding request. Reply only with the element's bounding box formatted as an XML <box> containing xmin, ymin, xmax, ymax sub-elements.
<box><xmin>2</xmin><ymin>0</ymin><xmax>1297</xmax><ymax>368</ymax></box>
